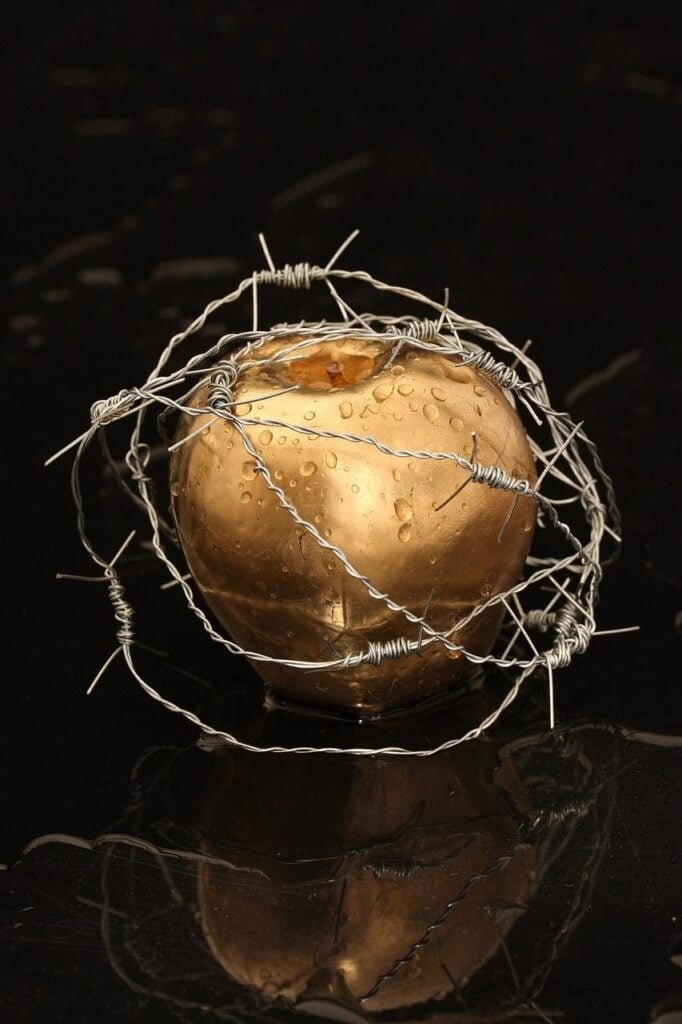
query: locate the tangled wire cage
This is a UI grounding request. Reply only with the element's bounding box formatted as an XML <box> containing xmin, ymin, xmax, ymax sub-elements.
<box><xmin>50</xmin><ymin>230</ymin><xmax>626</xmax><ymax>756</ymax></box>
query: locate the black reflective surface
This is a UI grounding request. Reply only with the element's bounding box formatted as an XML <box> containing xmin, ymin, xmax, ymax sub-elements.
<box><xmin>2</xmin><ymin>4</ymin><xmax>681</xmax><ymax>1022</ymax></box>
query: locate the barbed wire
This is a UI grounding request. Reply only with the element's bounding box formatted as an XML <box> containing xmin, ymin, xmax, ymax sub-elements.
<box><xmin>48</xmin><ymin>230</ymin><xmax>631</xmax><ymax>755</ymax></box>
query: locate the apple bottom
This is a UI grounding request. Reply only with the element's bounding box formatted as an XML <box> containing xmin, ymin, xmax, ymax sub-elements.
<box><xmin>198</xmin><ymin>582</ymin><xmax>505</xmax><ymax>714</ymax></box>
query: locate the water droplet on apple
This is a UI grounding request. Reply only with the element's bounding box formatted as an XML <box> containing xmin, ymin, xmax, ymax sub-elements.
<box><xmin>240</xmin><ymin>491</ymin><xmax>252</xmax><ymax>503</ymax></box>
<box><xmin>259</xmin><ymin>429</ymin><xmax>273</xmax><ymax>446</ymax></box>
<box><xmin>300</xmin><ymin>461</ymin><xmax>317</xmax><ymax>477</ymax></box>
<box><xmin>390</xmin><ymin>364</ymin><xmax>405</xmax><ymax>376</ymax></box>
<box><xmin>397</xmin><ymin>382</ymin><xmax>414</xmax><ymax>396</ymax></box>
<box><xmin>394</xmin><ymin>497</ymin><xmax>413</xmax><ymax>522</ymax></box>
<box><xmin>351</xmin><ymin>483</ymin><xmax>360</xmax><ymax>494</ymax></box>
<box><xmin>449</xmin><ymin>416</ymin><xmax>464</xmax><ymax>431</ymax></box>
<box><xmin>339</xmin><ymin>401</ymin><xmax>353</xmax><ymax>419</ymax></box>
<box><xmin>170</xmin><ymin>481</ymin><xmax>180</xmax><ymax>496</ymax></box>
<box><xmin>325</xmin><ymin>452</ymin><xmax>338</xmax><ymax>469</ymax></box>
<box><xmin>423</xmin><ymin>404</ymin><xmax>439</xmax><ymax>422</ymax></box>
<box><xmin>235</xmin><ymin>402</ymin><xmax>252</xmax><ymax>416</ymax></box>
<box><xmin>398</xmin><ymin>523</ymin><xmax>412</xmax><ymax>543</ymax></box>
<box><xmin>392</xmin><ymin>468</ymin><xmax>401</xmax><ymax>482</ymax></box>
<box><xmin>474</xmin><ymin>385</ymin><xmax>486</xmax><ymax>397</ymax></box>
<box><xmin>241</xmin><ymin>460</ymin><xmax>258</xmax><ymax>479</ymax></box>
<box><xmin>373</xmin><ymin>382</ymin><xmax>394</xmax><ymax>403</ymax></box>
<box><xmin>431</xmin><ymin>386</ymin><xmax>447</xmax><ymax>401</ymax></box>
<box><xmin>304</xmin><ymin>410</ymin><xmax>315</xmax><ymax>421</ymax></box>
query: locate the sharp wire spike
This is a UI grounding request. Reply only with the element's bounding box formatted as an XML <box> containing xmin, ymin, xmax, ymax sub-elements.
<box><xmin>436</xmin><ymin>287</ymin><xmax>450</xmax><ymax>334</ymax></box>
<box><xmin>109</xmin><ymin>530</ymin><xmax>137</xmax><ymax>569</ymax></box>
<box><xmin>510</xmin><ymin>339</ymin><xmax>532</xmax><ymax>370</ymax></box>
<box><xmin>56</xmin><ymin>573</ymin><xmax>108</xmax><ymax>584</ymax></box>
<box><xmin>251</xmin><ymin>272</ymin><xmax>259</xmax><ymax>332</ymax></box>
<box><xmin>593</xmin><ymin>626</ymin><xmax>640</xmax><ymax>636</ymax></box>
<box><xmin>258</xmin><ymin>232</ymin><xmax>276</xmax><ymax>272</ymax></box>
<box><xmin>503</xmin><ymin>597</ymin><xmax>554</xmax><ymax>730</ymax></box>
<box><xmin>497</xmin><ymin>494</ymin><xmax>520</xmax><ymax>543</ymax></box>
<box><xmin>417</xmin><ymin>588</ymin><xmax>436</xmax><ymax>653</ymax></box>
<box><xmin>434</xmin><ymin>432</ymin><xmax>478</xmax><ymax>512</ymax></box>
<box><xmin>167</xmin><ymin>416</ymin><xmax>220</xmax><ymax>453</ymax></box>
<box><xmin>325</xmin><ymin>228</ymin><xmax>360</xmax><ymax>271</ymax></box>
<box><xmin>45</xmin><ymin>428</ymin><xmax>92</xmax><ymax>467</ymax></box>
<box><xmin>533</xmin><ymin>420</ymin><xmax>584</xmax><ymax>493</ymax></box>
<box><xmin>87</xmin><ymin>646</ymin><xmax>123</xmax><ymax>695</ymax></box>
<box><xmin>160</xmin><ymin>572</ymin><xmax>192</xmax><ymax>591</ymax></box>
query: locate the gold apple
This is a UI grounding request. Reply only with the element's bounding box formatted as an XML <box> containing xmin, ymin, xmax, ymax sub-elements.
<box><xmin>170</xmin><ymin>334</ymin><xmax>536</xmax><ymax>713</ymax></box>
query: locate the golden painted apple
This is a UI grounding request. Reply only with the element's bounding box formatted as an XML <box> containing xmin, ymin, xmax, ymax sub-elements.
<box><xmin>170</xmin><ymin>334</ymin><xmax>536</xmax><ymax>712</ymax></box>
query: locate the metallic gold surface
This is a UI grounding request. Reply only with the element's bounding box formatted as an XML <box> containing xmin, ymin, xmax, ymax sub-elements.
<box><xmin>197</xmin><ymin>727</ymin><xmax>536</xmax><ymax>1012</ymax></box>
<box><xmin>170</xmin><ymin>335</ymin><xmax>536</xmax><ymax>712</ymax></box>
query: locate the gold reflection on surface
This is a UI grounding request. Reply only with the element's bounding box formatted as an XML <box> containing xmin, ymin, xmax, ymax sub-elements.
<box><xmin>171</xmin><ymin>336</ymin><xmax>536</xmax><ymax>712</ymax></box>
<box><xmin>197</xmin><ymin>730</ymin><xmax>535</xmax><ymax>1013</ymax></box>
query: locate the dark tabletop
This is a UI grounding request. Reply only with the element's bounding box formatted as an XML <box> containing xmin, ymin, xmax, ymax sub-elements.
<box><xmin>1</xmin><ymin>4</ymin><xmax>681</xmax><ymax>1023</ymax></box>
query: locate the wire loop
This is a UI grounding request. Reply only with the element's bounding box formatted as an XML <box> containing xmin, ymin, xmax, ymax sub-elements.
<box><xmin>50</xmin><ymin>231</ymin><xmax>623</xmax><ymax>755</ymax></box>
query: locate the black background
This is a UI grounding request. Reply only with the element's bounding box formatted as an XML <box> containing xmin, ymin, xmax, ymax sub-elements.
<box><xmin>2</xmin><ymin>3</ymin><xmax>681</xmax><ymax>1022</ymax></box>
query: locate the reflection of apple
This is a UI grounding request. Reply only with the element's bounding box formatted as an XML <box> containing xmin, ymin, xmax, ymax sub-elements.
<box><xmin>197</xmin><ymin>732</ymin><xmax>536</xmax><ymax>1013</ymax></box>
<box><xmin>170</xmin><ymin>335</ymin><xmax>536</xmax><ymax>713</ymax></box>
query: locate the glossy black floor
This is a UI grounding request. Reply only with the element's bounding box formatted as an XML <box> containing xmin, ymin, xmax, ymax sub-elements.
<box><xmin>2</xmin><ymin>3</ymin><xmax>681</xmax><ymax>1022</ymax></box>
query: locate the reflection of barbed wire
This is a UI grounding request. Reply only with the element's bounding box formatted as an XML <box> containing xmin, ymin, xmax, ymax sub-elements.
<box><xmin>65</xmin><ymin>720</ymin><xmax>617</xmax><ymax>1023</ymax></box>
<box><xmin>49</xmin><ymin>230</ymin><xmax>631</xmax><ymax>755</ymax></box>
<box><xmin>451</xmin><ymin>724</ymin><xmax>619</xmax><ymax>1021</ymax></box>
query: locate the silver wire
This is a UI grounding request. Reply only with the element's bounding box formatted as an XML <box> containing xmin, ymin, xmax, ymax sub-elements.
<box><xmin>49</xmin><ymin>231</ymin><xmax>625</xmax><ymax>755</ymax></box>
